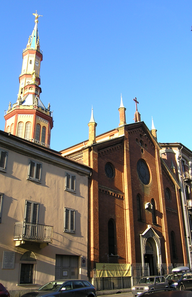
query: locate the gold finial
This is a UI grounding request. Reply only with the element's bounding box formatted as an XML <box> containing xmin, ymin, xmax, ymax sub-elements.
<box><xmin>33</xmin><ymin>11</ymin><xmax>43</xmax><ymax>23</ymax></box>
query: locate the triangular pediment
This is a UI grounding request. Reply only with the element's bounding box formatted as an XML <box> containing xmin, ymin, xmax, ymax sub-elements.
<box><xmin>141</xmin><ymin>225</ymin><xmax>160</xmax><ymax>239</ymax></box>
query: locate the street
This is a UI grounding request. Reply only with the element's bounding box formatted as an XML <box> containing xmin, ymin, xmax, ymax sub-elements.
<box><xmin>98</xmin><ymin>291</ymin><xmax>132</xmax><ymax>297</ymax></box>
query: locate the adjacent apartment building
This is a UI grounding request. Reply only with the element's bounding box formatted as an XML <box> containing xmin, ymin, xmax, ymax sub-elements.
<box><xmin>0</xmin><ymin>130</ymin><xmax>91</xmax><ymax>291</ymax></box>
<box><xmin>0</xmin><ymin>12</ymin><xmax>91</xmax><ymax>292</ymax></box>
<box><xmin>160</xmin><ymin>143</ymin><xmax>192</xmax><ymax>269</ymax></box>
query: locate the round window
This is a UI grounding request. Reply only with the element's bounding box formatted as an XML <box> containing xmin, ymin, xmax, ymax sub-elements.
<box><xmin>105</xmin><ymin>162</ymin><xmax>115</xmax><ymax>178</ymax></box>
<box><xmin>137</xmin><ymin>159</ymin><xmax>150</xmax><ymax>185</ymax></box>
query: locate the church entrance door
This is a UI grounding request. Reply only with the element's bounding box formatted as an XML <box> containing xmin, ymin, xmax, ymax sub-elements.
<box><xmin>144</xmin><ymin>238</ymin><xmax>157</xmax><ymax>275</ymax></box>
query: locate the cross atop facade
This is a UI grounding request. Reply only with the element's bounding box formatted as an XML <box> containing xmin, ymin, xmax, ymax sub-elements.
<box><xmin>133</xmin><ymin>97</ymin><xmax>139</xmax><ymax>111</ymax></box>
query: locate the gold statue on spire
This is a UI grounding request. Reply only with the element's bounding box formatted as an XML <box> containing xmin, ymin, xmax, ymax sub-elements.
<box><xmin>33</xmin><ymin>11</ymin><xmax>43</xmax><ymax>23</ymax></box>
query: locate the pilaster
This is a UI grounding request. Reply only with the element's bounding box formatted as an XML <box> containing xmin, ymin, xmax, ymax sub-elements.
<box><xmin>123</xmin><ymin>129</ymin><xmax>136</xmax><ymax>264</ymax></box>
<box><xmin>155</xmin><ymin>146</ymin><xmax>171</xmax><ymax>272</ymax></box>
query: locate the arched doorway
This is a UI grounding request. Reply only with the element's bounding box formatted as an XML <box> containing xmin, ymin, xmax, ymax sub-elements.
<box><xmin>144</xmin><ymin>238</ymin><xmax>157</xmax><ymax>275</ymax></box>
<box><xmin>140</xmin><ymin>225</ymin><xmax>162</xmax><ymax>276</ymax></box>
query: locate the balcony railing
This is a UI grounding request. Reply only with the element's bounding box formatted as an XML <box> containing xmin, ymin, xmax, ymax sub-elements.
<box><xmin>14</xmin><ymin>222</ymin><xmax>53</xmax><ymax>244</ymax></box>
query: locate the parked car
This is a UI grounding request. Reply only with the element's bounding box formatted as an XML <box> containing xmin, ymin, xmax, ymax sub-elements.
<box><xmin>139</xmin><ymin>289</ymin><xmax>192</xmax><ymax>297</ymax></box>
<box><xmin>21</xmin><ymin>279</ymin><xmax>96</xmax><ymax>297</ymax></box>
<box><xmin>0</xmin><ymin>284</ymin><xmax>10</xmax><ymax>297</ymax></box>
<box><xmin>166</xmin><ymin>266</ymin><xmax>192</xmax><ymax>290</ymax></box>
<box><xmin>132</xmin><ymin>276</ymin><xmax>169</xmax><ymax>296</ymax></box>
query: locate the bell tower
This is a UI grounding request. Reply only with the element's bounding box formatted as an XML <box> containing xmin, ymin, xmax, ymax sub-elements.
<box><xmin>4</xmin><ymin>12</ymin><xmax>53</xmax><ymax>147</ymax></box>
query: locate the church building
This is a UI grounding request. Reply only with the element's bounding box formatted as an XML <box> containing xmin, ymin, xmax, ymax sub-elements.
<box><xmin>61</xmin><ymin>96</ymin><xmax>188</xmax><ymax>288</ymax></box>
<box><xmin>0</xmin><ymin>10</ymin><xmax>191</xmax><ymax>294</ymax></box>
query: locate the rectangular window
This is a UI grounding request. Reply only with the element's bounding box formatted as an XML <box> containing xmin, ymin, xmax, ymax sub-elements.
<box><xmin>64</xmin><ymin>208</ymin><xmax>76</xmax><ymax>233</ymax></box>
<box><xmin>20</xmin><ymin>263</ymin><xmax>33</xmax><ymax>284</ymax></box>
<box><xmin>65</xmin><ymin>173</ymin><xmax>76</xmax><ymax>192</ymax></box>
<box><xmin>28</xmin><ymin>160</ymin><xmax>42</xmax><ymax>182</ymax></box>
<box><xmin>0</xmin><ymin>194</ymin><xmax>4</xmax><ymax>223</ymax></box>
<box><xmin>0</xmin><ymin>150</ymin><xmax>8</xmax><ymax>172</ymax></box>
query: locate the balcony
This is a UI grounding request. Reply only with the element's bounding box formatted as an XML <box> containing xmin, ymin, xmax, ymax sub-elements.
<box><xmin>14</xmin><ymin>222</ymin><xmax>53</xmax><ymax>247</ymax></box>
<box><xmin>187</xmin><ymin>200</ymin><xmax>192</xmax><ymax>209</ymax></box>
<box><xmin>183</xmin><ymin>172</ymin><xmax>192</xmax><ymax>182</ymax></box>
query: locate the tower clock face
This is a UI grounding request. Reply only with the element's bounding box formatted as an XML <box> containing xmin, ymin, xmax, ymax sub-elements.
<box><xmin>35</xmin><ymin>61</ymin><xmax>39</xmax><ymax>66</ymax></box>
<box><xmin>137</xmin><ymin>159</ymin><xmax>150</xmax><ymax>185</ymax></box>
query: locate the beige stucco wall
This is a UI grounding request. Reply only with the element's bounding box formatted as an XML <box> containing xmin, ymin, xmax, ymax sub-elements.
<box><xmin>0</xmin><ymin>136</ymin><xmax>90</xmax><ymax>291</ymax></box>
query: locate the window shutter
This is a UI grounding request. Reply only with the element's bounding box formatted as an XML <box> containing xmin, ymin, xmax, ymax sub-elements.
<box><xmin>29</xmin><ymin>161</ymin><xmax>35</xmax><ymax>178</ymax></box>
<box><xmin>0</xmin><ymin>151</ymin><xmax>7</xmax><ymax>169</ymax></box>
<box><xmin>32</xmin><ymin>203</ymin><xmax>39</xmax><ymax>224</ymax></box>
<box><xmin>65</xmin><ymin>173</ymin><xmax>70</xmax><ymax>189</ymax></box>
<box><xmin>36</xmin><ymin>163</ymin><xmax>42</xmax><ymax>180</ymax></box>
<box><xmin>71</xmin><ymin>210</ymin><xmax>75</xmax><ymax>232</ymax></box>
<box><xmin>71</xmin><ymin>176</ymin><xmax>76</xmax><ymax>191</ymax></box>
<box><xmin>25</xmin><ymin>201</ymin><xmax>32</xmax><ymax>223</ymax></box>
<box><xmin>64</xmin><ymin>208</ymin><xmax>69</xmax><ymax>231</ymax></box>
<box><xmin>0</xmin><ymin>194</ymin><xmax>4</xmax><ymax>223</ymax></box>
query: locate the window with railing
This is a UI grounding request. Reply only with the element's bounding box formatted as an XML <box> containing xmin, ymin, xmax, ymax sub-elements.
<box><xmin>24</xmin><ymin>201</ymin><xmax>39</xmax><ymax>238</ymax></box>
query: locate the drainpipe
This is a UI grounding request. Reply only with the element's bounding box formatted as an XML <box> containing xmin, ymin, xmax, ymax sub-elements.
<box><xmin>176</xmin><ymin>147</ymin><xmax>192</xmax><ymax>268</ymax></box>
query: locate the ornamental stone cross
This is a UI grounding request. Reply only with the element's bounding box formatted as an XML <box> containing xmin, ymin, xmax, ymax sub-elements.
<box><xmin>133</xmin><ymin>97</ymin><xmax>139</xmax><ymax>111</ymax></box>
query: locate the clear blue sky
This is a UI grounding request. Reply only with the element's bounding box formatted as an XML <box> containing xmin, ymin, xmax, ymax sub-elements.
<box><xmin>1</xmin><ymin>1</ymin><xmax>192</xmax><ymax>151</ymax></box>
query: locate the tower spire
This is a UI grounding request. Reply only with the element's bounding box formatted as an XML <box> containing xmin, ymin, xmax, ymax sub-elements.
<box><xmin>4</xmin><ymin>12</ymin><xmax>53</xmax><ymax>148</ymax></box>
<box><xmin>151</xmin><ymin>117</ymin><xmax>157</xmax><ymax>140</ymax></box>
<box><xmin>88</xmin><ymin>108</ymin><xmax>97</xmax><ymax>144</ymax></box>
<box><xmin>27</xmin><ymin>11</ymin><xmax>42</xmax><ymax>50</ymax></box>
<box><xmin>89</xmin><ymin>107</ymin><xmax>96</xmax><ymax>123</ymax></box>
<box><xmin>118</xmin><ymin>94</ymin><xmax>126</xmax><ymax>126</ymax></box>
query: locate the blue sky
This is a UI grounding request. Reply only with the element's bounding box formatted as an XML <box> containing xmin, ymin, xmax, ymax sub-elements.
<box><xmin>1</xmin><ymin>1</ymin><xmax>192</xmax><ymax>151</ymax></box>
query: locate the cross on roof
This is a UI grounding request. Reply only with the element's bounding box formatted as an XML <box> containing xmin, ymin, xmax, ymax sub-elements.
<box><xmin>133</xmin><ymin>97</ymin><xmax>139</xmax><ymax>111</ymax></box>
<box><xmin>33</xmin><ymin>11</ymin><xmax>43</xmax><ymax>23</ymax></box>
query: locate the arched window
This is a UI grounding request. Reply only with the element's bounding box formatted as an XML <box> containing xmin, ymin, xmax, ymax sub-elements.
<box><xmin>24</xmin><ymin>122</ymin><xmax>31</xmax><ymax>140</ymax></box>
<box><xmin>6</xmin><ymin>126</ymin><xmax>10</xmax><ymax>133</ymax></box>
<box><xmin>171</xmin><ymin>231</ymin><xmax>177</xmax><ymax>259</ymax></box>
<box><xmin>137</xmin><ymin>194</ymin><xmax>142</xmax><ymax>221</ymax></box>
<box><xmin>41</xmin><ymin>126</ymin><xmax>46</xmax><ymax>144</ymax></box>
<box><xmin>165</xmin><ymin>187</ymin><xmax>171</xmax><ymax>200</ymax></box>
<box><xmin>10</xmin><ymin>123</ymin><xmax>14</xmax><ymax>134</ymax></box>
<box><xmin>35</xmin><ymin>124</ymin><xmax>41</xmax><ymax>141</ymax></box>
<box><xmin>108</xmin><ymin>219</ymin><xmax>116</xmax><ymax>255</ymax></box>
<box><xmin>17</xmin><ymin>122</ymin><xmax>24</xmax><ymax>137</ymax></box>
<box><xmin>151</xmin><ymin>198</ymin><xmax>156</xmax><ymax>224</ymax></box>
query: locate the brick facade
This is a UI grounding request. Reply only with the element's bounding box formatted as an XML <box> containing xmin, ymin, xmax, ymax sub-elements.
<box><xmin>61</xmin><ymin>120</ymin><xmax>188</xmax><ymax>278</ymax></box>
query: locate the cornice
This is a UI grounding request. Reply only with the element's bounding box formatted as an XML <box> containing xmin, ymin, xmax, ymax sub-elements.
<box><xmin>0</xmin><ymin>131</ymin><xmax>91</xmax><ymax>176</ymax></box>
